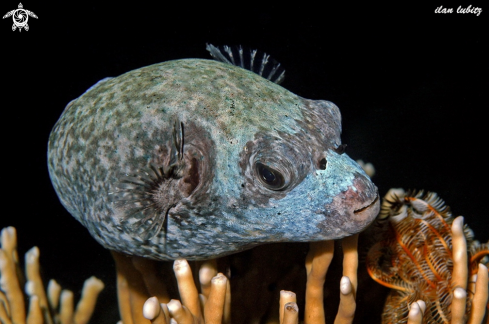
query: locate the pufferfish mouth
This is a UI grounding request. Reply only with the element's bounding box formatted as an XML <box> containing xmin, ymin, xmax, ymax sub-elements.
<box><xmin>346</xmin><ymin>187</ymin><xmax>380</xmax><ymax>233</ymax></box>
<box><xmin>353</xmin><ymin>192</ymin><xmax>379</xmax><ymax>215</ymax></box>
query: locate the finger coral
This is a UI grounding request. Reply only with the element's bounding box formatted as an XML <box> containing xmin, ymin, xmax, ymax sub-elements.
<box><xmin>366</xmin><ymin>189</ymin><xmax>489</xmax><ymax>323</ymax></box>
<box><xmin>0</xmin><ymin>227</ymin><xmax>104</xmax><ymax>324</ymax></box>
<box><xmin>112</xmin><ymin>235</ymin><xmax>360</xmax><ymax>324</ymax></box>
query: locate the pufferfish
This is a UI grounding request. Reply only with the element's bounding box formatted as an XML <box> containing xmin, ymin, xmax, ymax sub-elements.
<box><xmin>47</xmin><ymin>44</ymin><xmax>380</xmax><ymax>261</ymax></box>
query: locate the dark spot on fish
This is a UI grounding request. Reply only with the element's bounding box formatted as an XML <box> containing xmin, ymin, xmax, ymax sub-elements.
<box><xmin>183</xmin><ymin>157</ymin><xmax>200</xmax><ymax>196</ymax></box>
<box><xmin>334</xmin><ymin>144</ymin><xmax>347</xmax><ymax>155</ymax></box>
<box><xmin>319</xmin><ymin>158</ymin><xmax>327</xmax><ymax>170</ymax></box>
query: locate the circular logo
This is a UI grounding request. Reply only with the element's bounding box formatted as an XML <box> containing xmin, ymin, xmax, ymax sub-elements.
<box><xmin>3</xmin><ymin>3</ymin><xmax>38</xmax><ymax>32</ymax></box>
<box><xmin>13</xmin><ymin>9</ymin><xmax>28</xmax><ymax>28</ymax></box>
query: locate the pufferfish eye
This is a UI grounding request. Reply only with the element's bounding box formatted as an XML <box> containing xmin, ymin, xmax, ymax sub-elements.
<box><xmin>255</xmin><ymin>162</ymin><xmax>286</xmax><ymax>190</ymax></box>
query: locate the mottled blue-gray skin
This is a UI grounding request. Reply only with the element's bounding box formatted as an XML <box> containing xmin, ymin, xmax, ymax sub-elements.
<box><xmin>48</xmin><ymin>59</ymin><xmax>380</xmax><ymax>261</ymax></box>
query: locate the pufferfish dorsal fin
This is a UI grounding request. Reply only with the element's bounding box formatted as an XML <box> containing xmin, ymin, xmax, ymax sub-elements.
<box><xmin>206</xmin><ymin>43</ymin><xmax>285</xmax><ymax>84</ymax></box>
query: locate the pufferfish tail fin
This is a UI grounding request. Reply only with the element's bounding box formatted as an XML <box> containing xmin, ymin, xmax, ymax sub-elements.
<box><xmin>206</xmin><ymin>43</ymin><xmax>285</xmax><ymax>84</ymax></box>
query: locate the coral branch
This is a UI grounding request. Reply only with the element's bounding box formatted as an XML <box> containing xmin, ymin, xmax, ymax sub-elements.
<box><xmin>111</xmin><ymin>251</ymin><xmax>148</xmax><ymax>324</ymax></box>
<box><xmin>0</xmin><ymin>227</ymin><xmax>26</xmax><ymax>324</ymax></box>
<box><xmin>0</xmin><ymin>227</ymin><xmax>104</xmax><ymax>324</ymax></box>
<box><xmin>59</xmin><ymin>290</ymin><xmax>74</xmax><ymax>324</ymax></box>
<box><xmin>26</xmin><ymin>295</ymin><xmax>42</xmax><ymax>324</ymax></box>
<box><xmin>204</xmin><ymin>273</ymin><xmax>227</xmax><ymax>324</ymax></box>
<box><xmin>74</xmin><ymin>276</ymin><xmax>104</xmax><ymax>324</ymax></box>
<box><xmin>452</xmin><ymin>217</ymin><xmax>469</xmax><ymax>292</ymax></box>
<box><xmin>173</xmin><ymin>259</ymin><xmax>202</xmax><ymax>319</ymax></box>
<box><xmin>143</xmin><ymin>297</ymin><xmax>169</xmax><ymax>324</ymax></box>
<box><xmin>279</xmin><ymin>291</ymin><xmax>296</xmax><ymax>324</ymax></box>
<box><xmin>304</xmin><ymin>240</ymin><xmax>334</xmax><ymax>324</ymax></box>
<box><xmin>451</xmin><ymin>287</ymin><xmax>468</xmax><ymax>324</ymax></box>
<box><xmin>132</xmin><ymin>256</ymin><xmax>169</xmax><ymax>303</ymax></box>
<box><xmin>199</xmin><ymin>260</ymin><xmax>218</xmax><ymax>299</ymax></box>
<box><xmin>166</xmin><ymin>299</ymin><xmax>194</xmax><ymax>323</ymax></box>
<box><xmin>335</xmin><ymin>276</ymin><xmax>356</xmax><ymax>324</ymax></box>
<box><xmin>467</xmin><ymin>264</ymin><xmax>488</xmax><ymax>324</ymax></box>
<box><xmin>407</xmin><ymin>300</ymin><xmax>426</xmax><ymax>324</ymax></box>
<box><xmin>282</xmin><ymin>302</ymin><xmax>299</xmax><ymax>324</ymax></box>
<box><xmin>47</xmin><ymin>280</ymin><xmax>61</xmax><ymax>312</ymax></box>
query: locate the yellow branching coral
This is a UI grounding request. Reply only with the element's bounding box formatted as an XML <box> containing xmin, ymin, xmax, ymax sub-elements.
<box><xmin>0</xmin><ymin>227</ymin><xmax>104</xmax><ymax>324</ymax></box>
<box><xmin>111</xmin><ymin>235</ymin><xmax>360</xmax><ymax>324</ymax></box>
<box><xmin>366</xmin><ymin>189</ymin><xmax>489</xmax><ymax>324</ymax></box>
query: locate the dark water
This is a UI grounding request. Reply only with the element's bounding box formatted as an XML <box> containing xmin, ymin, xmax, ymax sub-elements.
<box><xmin>2</xmin><ymin>3</ymin><xmax>487</xmax><ymax>323</ymax></box>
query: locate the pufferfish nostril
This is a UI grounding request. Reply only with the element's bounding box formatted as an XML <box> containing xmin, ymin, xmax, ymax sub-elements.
<box><xmin>333</xmin><ymin>144</ymin><xmax>347</xmax><ymax>155</ymax></box>
<box><xmin>318</xmin><ymin>158</ymin><xmax>327</xmax><ymax>170</ymax></box>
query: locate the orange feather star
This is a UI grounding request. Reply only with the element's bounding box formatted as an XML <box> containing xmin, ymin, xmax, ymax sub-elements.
<box><xmin>366</xmin><ymin>189</ymin><xmax>489</xmax><ymax>323</ymax></box>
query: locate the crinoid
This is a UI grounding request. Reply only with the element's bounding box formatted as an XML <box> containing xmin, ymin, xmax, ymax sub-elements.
<box><xmin>367</xmin><ymin>189</ymin><xmax>489</xmax><ymax>323</ymax></box>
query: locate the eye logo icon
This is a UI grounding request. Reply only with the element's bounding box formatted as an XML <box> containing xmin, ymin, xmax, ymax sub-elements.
<box><xmin>3</xmin><ymin>3</ymin><xmax>37</xmax><ymax>32</ymax></box>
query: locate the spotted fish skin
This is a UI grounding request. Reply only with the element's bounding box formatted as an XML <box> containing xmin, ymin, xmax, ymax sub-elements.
<box><xmin>48</xmin><ymin>58</ymin><xmax>380</xmax><ymax>261</ymax></box>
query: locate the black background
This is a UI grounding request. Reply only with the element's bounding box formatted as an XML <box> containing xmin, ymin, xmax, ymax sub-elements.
<box><xmin>1</xmin><ymin>2</ymin><xmax>487</xmax><ymax>323</ymax></box>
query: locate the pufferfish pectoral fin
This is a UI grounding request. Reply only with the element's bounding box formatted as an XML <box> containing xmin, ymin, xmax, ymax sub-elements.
<box><xmin>113</xmin><ymin>164</ymin><xmax>171</xmax><ymax>241</ymax></box>
<box><xmin>206</xmin><ymin>43</ymin><xmax>286</xmax><ymax>84</ymax></box>
<box><xmin>113</xmin><ymin>120</ymin><xmax>189</xmax><ymax>242</ymax></box>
